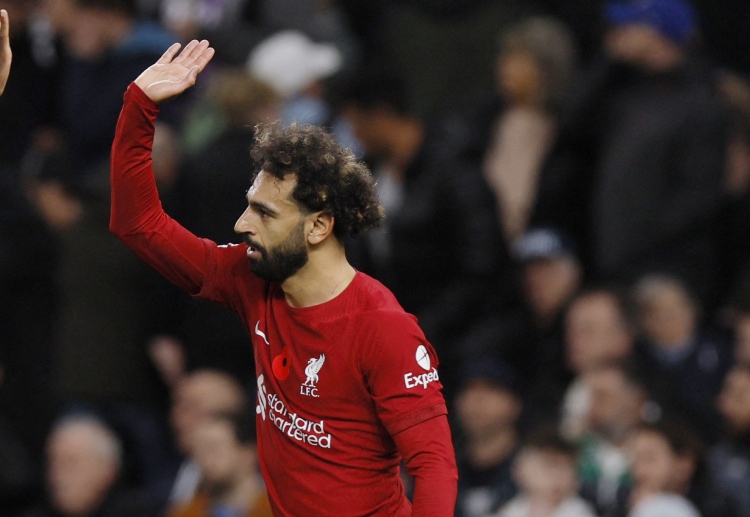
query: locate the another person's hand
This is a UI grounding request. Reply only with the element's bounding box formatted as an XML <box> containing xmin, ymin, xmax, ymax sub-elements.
<box><xmin>0</xmin><ymin>9</ymin><xmax>11</xmax><ymax>96</ymax></box>
<box><xmin>134</xmin><ymin>39</ymin><xmax>214</xmax><ymax>104</ymax></box>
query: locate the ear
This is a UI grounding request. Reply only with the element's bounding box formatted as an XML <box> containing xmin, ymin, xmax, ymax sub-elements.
<box><xmin>307</xmin><ymin>212</ymin><xmax>334</xmax><ymax>245</ymax></box>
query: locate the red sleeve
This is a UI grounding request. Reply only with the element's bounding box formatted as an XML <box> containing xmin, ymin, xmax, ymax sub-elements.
<box><xmin>110</xmin><ymin>82</ymin><xmax>219</xmax><ymax>295</ymax></box>
<box><xmin>393</xmin><ymin>415</ymin><xmax>458</xmax><ymax>517</ymax></box>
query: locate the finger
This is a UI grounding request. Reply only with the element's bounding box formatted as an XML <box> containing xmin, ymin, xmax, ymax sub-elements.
<box><xmin>156</xmin><ymin>42</ymin><xmax>181</xmax><ymax>65</ymax></box>
<box><xmin>190</xmin><ymin>46</ymin><xmax>215</xmax><ymax>74</ymax></box>
<box><xmin>0</xmin><ymin>10</ymin><xmax>9</xmax><ymax>44</ymax></box>
<box><xmin>181</xmin><ymin>40</ymin><xmax>210</xmax><ymax>70</ymax></box>
<box><xmin>173</xmin><ymin>39</ymin><xmax>200</xmax><ymax>65</ymax></box>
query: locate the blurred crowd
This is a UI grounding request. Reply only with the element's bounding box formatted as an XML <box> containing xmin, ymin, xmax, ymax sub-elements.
<box><xmin>2</xmin><ymin>0</ymin><xmax>750</xmax><ymax>516</ymax></box>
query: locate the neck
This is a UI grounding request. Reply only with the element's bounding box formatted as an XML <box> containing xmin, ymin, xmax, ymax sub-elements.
<box><xmin>467</xmin><ymin>427</ymin><xmax>517</xmax><ymax>469</ymax></box>
<box><xmin>281</xmin><ymin>240</ymin><xmax>355</xmax><ymax>308</ymax></box>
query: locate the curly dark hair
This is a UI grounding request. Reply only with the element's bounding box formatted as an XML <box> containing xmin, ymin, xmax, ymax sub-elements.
<box><xmin>250</xmin><ymin>123</ymin><xmax>384</xmax><ymax>239</ymax></box>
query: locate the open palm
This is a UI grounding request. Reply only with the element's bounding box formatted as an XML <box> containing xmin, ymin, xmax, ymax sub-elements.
<box><xmin>0</xmin><ymin>9</ymin><xmax>11</xmax><ymax>96</ymax></box>
<box><xmin>134</xmin><ymin>39</ymin><xmax>215</xmax><ymax>104</ymax></box>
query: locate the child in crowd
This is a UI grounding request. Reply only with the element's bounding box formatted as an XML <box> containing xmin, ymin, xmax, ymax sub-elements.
<box><xmin>491</xmin><ymin>431</ymin><xmax>596</xmax><ymax>517</ymax></box>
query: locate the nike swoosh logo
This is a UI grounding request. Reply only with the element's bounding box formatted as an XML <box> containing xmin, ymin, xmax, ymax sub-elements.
<box><xmin>255</xmin><ymin>321</ymin><xmax>269</xmax><ymax>345</ymax></box>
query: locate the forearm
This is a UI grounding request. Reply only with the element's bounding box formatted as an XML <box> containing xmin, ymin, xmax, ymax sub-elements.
<box><xmin>395</xmin><ymin>416</ymin><xmax>458</xmax><ymax>517</ymax></box>
<box><xmin>110</xmin><ymin>83</ymin><xmax>211</xmax><ymax>293</ymax></box>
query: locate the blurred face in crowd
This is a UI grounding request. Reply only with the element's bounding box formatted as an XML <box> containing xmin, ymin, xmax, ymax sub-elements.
<box><xmin>605</xmin><ymin>24</ymin><xmax>684</xmax><ymax>71</ymax></box>
<box><xmin>565</xmin><ymin>293</ymin><xmax>633</xmax><ymax>374</ymax></box>
<box><xmin>455</xmin><ymin>379</ymin><xmax>520</xmax><ymax>441</ymax></box>
<box><xmin>42</xmin><ymin>0</ymin><xmax>131</xmax><ymax>60</ymax></box>
<box><xmin>627</xmin><ymin>429</ymin><xmax>694</xmax><ymax>495</ymax></box>
<box><xmin>522</xmin><ymin>257</ymin><xmax>580</xmax><ymax>325</ymax></box>
<box><xmin>497</xmin><ymin>50</ymin><xmax>543</xmax><ymax>106</ymax></box>
<box><xmin>636</xmin><ymin>279</ymin><xmax>696</xmax><ymax>350</ymax></box>
<box><xmin>171</xmin><ymin>371</ymin><xmax>246</xmax><ymax>454</ymax></box>
<box><xmin>47</xmin><ymin>422</ymin><xmax>119</xmax><ymax>516</ymax></box>
<box><xmin>341</xmin><ymin>105</ymin><xmax>393</xmax><ymax>159</ymax></box>
<box><xmin>515</xmin><ymin>448</ymin><xmax>577</xmax><ymax>504</ymax></box>
<box><xmin>5</xmin><ymin>0</ymin><xmax>36</xmax><ymax>37</ymax></box>
<box><xmin>718</xmin><ymin>366</ymin><xmax>750</xmax><ymax>438</ymax></box>
<box><xmin>584</xmin><ymin>366</ymin><xmax>645</xmax><ymax>444</ymax></box>
<box><xmin>192</xmin><ymin>418</ymin><xmax>255</xmax><ymax>497</ymax></box>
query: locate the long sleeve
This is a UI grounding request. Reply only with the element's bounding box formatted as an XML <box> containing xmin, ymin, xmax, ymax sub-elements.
<box><xmin>110</xmin><ymin>82</ymin><xmax>215</xmax><ymax>295</ymax></box>
<box><xmin>393</xmin><ymin>415</ymin><xmax>458</xmax><ymax>517</ymax></box>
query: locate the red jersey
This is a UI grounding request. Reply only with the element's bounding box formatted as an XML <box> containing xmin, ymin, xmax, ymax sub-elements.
<box><xmin>110</xmin><ymin>84</ymin><xmax>457</xmax><ymax>516</ymax></box>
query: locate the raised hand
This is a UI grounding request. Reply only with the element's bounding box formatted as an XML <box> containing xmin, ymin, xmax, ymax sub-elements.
<box><xmin>134</xmin><ymin>39</ymin><xmax>215</xmax><ymax>104</ymax></box>
<box><xmin>0</xmin><ymin>9</ymin><xmax>11</xmax><ymax>96</ymax></box>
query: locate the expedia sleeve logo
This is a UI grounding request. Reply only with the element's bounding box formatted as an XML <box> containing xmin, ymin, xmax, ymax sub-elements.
<box><xmin>404</xmin><ymin>344</ymin><xmax>439</xmax><ymax>389</ymax></box>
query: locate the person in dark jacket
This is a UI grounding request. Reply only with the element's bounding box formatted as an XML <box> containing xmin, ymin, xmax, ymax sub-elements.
<box><xmin>534</xmin><ymin>0</ymin><xmax>729</xmax><ymax>307</ymax></box>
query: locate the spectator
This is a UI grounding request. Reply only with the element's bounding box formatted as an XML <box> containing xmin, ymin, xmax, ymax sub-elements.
<box><xmin>577</xmin><ymin>361</ymin><xmax>652</xmax><ymax>517</ymax></box>
<box><xmin>168</xmin><ymin>410</ymin><xmax>271</xmax><ymax>517</ymax></box>
<box><xmin>704</xmin><ymin>361</ymin><xmax>750</xmax><ymax>516</ymax></box>
<box><xmin>557</xmin><ymin>287</ymin><xmax>637</xmax><ymax>441</ymax></box>
<box><xmin>632</xmin><ymin>273</ymin><xmax>733</xmax><ymax>443</ymax></box>
<box><xmin>168</xmin><ymin>370</ymin><xmax>250</xmax><ymax>508</ymax></box>
<box><xmin>40</xmin><ymin>0</ymin><xmax>184</xmax><ymax>179</ymax></box>
<box><xmin>444</xmin><ymin>16</ymin><xmax>577</xmax><ymax>245</ymax></box>
<box><xmin>43</xmin><ymin>414</ymin><xmax>159</xmax><ymax>517</ymax></box>
<box><xmin>490</xmin><ymin>430</ymin><xmax>597</xmax><ymax>517</ymax></box>
<box><xmin>623</xmin><ymin>419</ymin><xmax>703</xmax><ymax>517</ymax></box>
<box><xmin>246</xmin><ymin>30</ymin><xmax>356</xmax><ymax>152</ymax></box>
<box><xmin>538</xmin><ymin>0</ymin><xmax>729</xmax><ymax>306</ymax></box>
<box><xmin>453</xmin><ymin>359</ymin><xmax>521</xmax><ymax>517</ymax></box>
<box><xmin>338</xmin><ymin>66</ymin><xmax>515</xmax><ymax>398</ymax></box>
<box><xmin>510</xmin><ymin>228</ymin><xmax>582</xmax><ymax>419</ymax></box>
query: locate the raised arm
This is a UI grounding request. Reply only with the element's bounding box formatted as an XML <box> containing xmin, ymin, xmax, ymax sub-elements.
<box><xmin>110</xmin><ymin>40</ymin><xmax>220</xmax><ymax>294</ymax></box>
<box><xmin>0</xmin><ymin>9</ymin><xmax>11</xmax><ymax>96</ymax></box>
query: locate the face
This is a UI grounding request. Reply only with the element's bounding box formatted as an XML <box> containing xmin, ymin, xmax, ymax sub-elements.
<box><xmin>639</xmin><ymin>286</ymin><xmax>695</xmax><ymax>348</ymax></box>
<box><xmin>497</xmin><ymin>50</ymin><xmax>543</xmax><ymax>106</ymax></box>
<box><xmin>455</xmin><ymin>380</ymin><xmax>520</xmax><ymax>440</ymax></box>
<box><xmin>340</xmin><ymin>106</ymin><xmax>391</xmax><ymax>159</ymax></box>
<box><xmin>718</xmin><ymin>367</ymin><xmax>750</xmax><ymax>437</ymax></box>
<box><xmin>627</xmin><ymin>430</ymin><xmax>685</xmax><ymax>493</ymax></box>
<box><xmin>192</xmin><ymin>420</ymin><xmax>253</xmax><ymax>496</ymax></box>
<box><xmin>44</xmin><ymin>0</ymin><xmax>111</xmax><ymax>60</ymax></box>
<box><xmin>170</xmin><ymin>373</ymin><xmax>243</xmax><ymax>454</ymax></box>
<box><xmin>585</xmin><ymin>368</ymin><xmax>642</xmax><ymax>442</ymax></box>
<box><xmin>234</xmin><ymin>171</ymin><xmax>311</xmax><ymax>283</ymax></box>
<box><xmin>565</xmin><ymin>293</ymin><xmax>633</xmax><ymax>373</ymax></box>
<box><xmin>47</xmin><ymin>427</ymin><xmax>116</xmax><ymax>516</ymax></box>
<box><xmin>516</xmin><ymin>449</ymin><xmax>577</xmax><ymax>503</ymax></box>
<box><xmin>522</xmin><ymin>258</ymin><xmax>580</xmax><ymax>322</ymax></box>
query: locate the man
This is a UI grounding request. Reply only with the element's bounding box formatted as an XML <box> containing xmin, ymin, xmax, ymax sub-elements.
<box><xmin>0</xmin><ymin>9</ymin><xmax>11</xmax><ymax>96</ymax></box>
<box><xmin>705</xmin><ymin>362</ymin><xmax>750</xmax><ymax>516</ymax></box>
<box><xmin>577</xmin><ymin>361</ymin><xmax>651</xmax><ymax>516</ymax></box>
<box><xmin>168</xmin><ymin>370</ymin><xmax>250</xmax><ymax>506</ymax></box>
<box><xmin>454</xmin><ymin>359</ymin><xmax>522</xmax><ymax>517</ymax></box>
<box><xmin>45</xmin><ymin>414</ymin><xmax>159</xmax><ymax>517</ymax></box>
<box><xmin>110</xmin><ymin>40</ymin><xmax>457</xmax><ymax>516</ymax></box>
<box><xmin>536</xmin><ymin>0</ymin><xmax>728</xmax><ymax>307</ymax></box>
<box><xmin>169</xmin><ymin>410</ymin><xmax>272</xmax><ymax>517</ymax></box>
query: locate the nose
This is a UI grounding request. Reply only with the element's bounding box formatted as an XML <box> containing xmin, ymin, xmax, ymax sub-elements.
<box><xmin>234</xmin><ymin>207</ymin><xmax>257</xmax><ymax>236</ymax></box>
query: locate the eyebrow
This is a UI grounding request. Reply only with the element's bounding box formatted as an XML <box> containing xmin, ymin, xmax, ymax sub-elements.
<box><xmin>247</xmin><ymin>198</ymin><xmax>280</xmax><ymax>217</ymax></box>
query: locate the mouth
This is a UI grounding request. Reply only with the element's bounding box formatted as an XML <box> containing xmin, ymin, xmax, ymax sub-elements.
<box><xmin>244</xmin><ymin>238</ymin><xmax>263</xmax><ymax>259</ymax></box>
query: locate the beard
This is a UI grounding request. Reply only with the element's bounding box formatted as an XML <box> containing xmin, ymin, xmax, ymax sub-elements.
<box><xmin>247</xmin><ymin>221</ymin><xmax>309</xmax><ymax>283</ymax></box>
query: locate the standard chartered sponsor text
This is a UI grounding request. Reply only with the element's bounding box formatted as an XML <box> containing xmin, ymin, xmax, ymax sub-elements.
<box><xmin>266</xmin><ymin>389</ymin><xmax>332</xmax><ymax>448</ymax></box>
